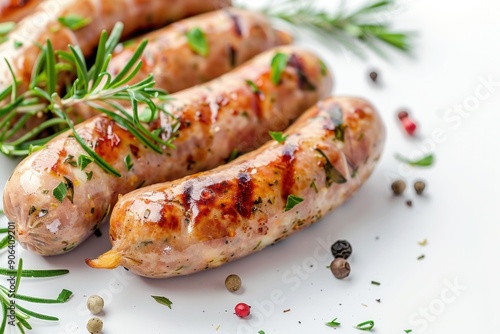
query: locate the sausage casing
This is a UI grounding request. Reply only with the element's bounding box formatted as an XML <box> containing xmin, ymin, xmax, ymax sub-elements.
<box><xmin>3</xmin><ymin>46</ymin><xmax>333</xmax><ymax>255</ymax></box>
<box><xmin>107</xmin><ymin>8</ymin><xmax>292</xmax><ymax>94</ymax></box>
<box><xmin>87</xmin><ymin>96</ymin><xmax>385</xmax><ymax>277</ymax></box>
<box><xmin>0</xmin><ymin>0</ymin><xmax>42</xmax><ymax>23</ymax></box>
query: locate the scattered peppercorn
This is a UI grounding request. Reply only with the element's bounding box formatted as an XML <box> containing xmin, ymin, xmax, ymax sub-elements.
<box><xmin>86</xmin><ymin>317</ymin><xmax>103</xmax><ymax>334</ymax></box>
<box><xmin>330</xmin><ymin>240</ymin><xmax>352</xmax><ymax>259</ymax></box>
<box><xmin>406</xmin><ymin>200</ymin><xmax>413</xmax><ymax>207</ymax></box>
<box><xmin>225</xmin><ymin>274</ymin><xmax>242</xmax><ymax>292</ymax></box>
<box><xmin>87</xmin><ymin>295</ymin><xmax>104</xmax><ymax>315</ymax></box>
<box><xmin>369</xmin><ymin>70</ymin><xmax>378</xmax><ymax>83</ymax></box>
<box><xmin>330</xmin><ymin>258</ymin><xmax>350</xmax><ymax>279</ymax></box>
<box><xmin>391</xmin><ymin>179</ymin><xmax>406</xmax><ymax>195</ymax></box>
<box><xmin>234</xmin><ymin>303</ymin><xmax>251</xmax><ymax>318</ymax></box>
<box><xmin>397</xmin><ymin>110</ymin><xmax>409</xmax><ymax>120</ymax></box>
<box><xmin>414</xmin><ymin>180</ymin><xmax>426</xmax><ymax>195</ymax></box>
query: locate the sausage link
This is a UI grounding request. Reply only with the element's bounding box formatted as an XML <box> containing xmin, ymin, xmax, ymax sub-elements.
<box><xmin>107</xmin><ymin>8</ymin><xmax>292</xmax><ymax>94</ymax></box>
<box><xmin>3</xmin><ymin>46</ymin><xmax>333</xmax><ymax>255</ymax></box>
<box><xmin>87</xmin><ymin>96</ymin><xmax>385</xmax><ymax>277</ymax></box>
<box><xmin>0</xmin><ymin>0</ymin><xmax>231</xmax><ymax>94</ymax></box>
<box><xmin>0</xmin><ymin>0</ymin><xmax>42</xmax><ymax>23</ymax></box>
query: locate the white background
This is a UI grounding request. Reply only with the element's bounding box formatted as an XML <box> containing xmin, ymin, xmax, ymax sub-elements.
<box><xmin>1</xmin><ymin>0</ymin><xmax>500</xmax><ymax>333</ymax></box>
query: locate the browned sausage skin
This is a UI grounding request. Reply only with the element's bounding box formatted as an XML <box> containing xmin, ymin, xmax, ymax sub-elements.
<box><xmin>0</xmin><ymin>0</ymin><xmax>42</xmax><ymax>23</ymax></box>
<box><xmin>108</xmin><ymin>8</ymin><xmax>292</xmax><ymax>94</ymax></box>
<box><xmin>87</xmin><ymin>96</ymin><xmax>385</xmax><ymax>278</ymax></box>
<box><xmin>3</xmin><ymin>46</ymin><xmax>333</xmax><ymax>255</ymax></box>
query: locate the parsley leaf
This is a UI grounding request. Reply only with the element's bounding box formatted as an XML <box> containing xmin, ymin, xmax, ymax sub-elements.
<box><xmin>270</xmin><ymin>52</ymin><xmax>288</xmax><ymax>85</ymax></box>
<box><xmin>78</xmin><ymin>155</ymin><xmax>93</xmax><ymax>170</ymax></box>
<box><xmin>404</xmin><ymin>330</ymin><xmax>413</xmax><ymax>333</ymax></box>
<box><xmin>355</xmin><ymin>320</ymin><xmax>375</xmax><ymax>331</ymax></box>
<box><xmin>124</xmin><ymin>154</ymin><xmax>134</xmax><ymax>171</ymax></box>
<box><xmin>53</xmin><ymin>182</ymin><xmax>68</xmax><ymax>203</ymax></box>
<box><xmin>315</xmin><ymin>149</ymin><xmax>347</xmax><ymax>186</ymax></box>
<box><xmin>186</xmin><ymin>27</ymin><xmax>209</xmax><ymax>56</ymax></box>
<box><xmin>284</xmin><ymin>194</ymin><xmax>304</xmax><ymax>212</ymax></box>
<box><xmin>13</xmin><ymin>40</ymin><xmax>23</xmax><ymax>49</ymax></box>
<box><xmin>58</xmin><ymin>15</ymin><xmax>91</xmax><ymax>30</ymax></box>
<box><xmin>395</xmin><ymin>153</ymin><xmax>434</xmax><ymax>167</ymax></box>
<box><xmin>151</xmin><ymin>295</ymin><xmax>173</xmax><ymax>309</ymax></box>
<box><xmin>246</xmin><ymin>80</ymin><xmax>261</xmax><ymax>94</ymax></box>
<box><xmin>269</xmin><ymin>131</ymin><xmax>288</xmax><ymax>144</ymax></box>
<box><xmin>325</xmin><ymin>318</ymin><xmax>341</xmax><ymax>327</ymax></box>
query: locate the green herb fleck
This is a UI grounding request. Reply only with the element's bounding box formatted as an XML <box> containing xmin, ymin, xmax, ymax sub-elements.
<box><xmin>335</xmin><ymin>124</ymin><xmax>347</xmax><ymax>142</ymax></box>
<box><xmin>325</xmin><ymin>318</ymin><xmax>341</xmax><ymax>327</ymax></box>
<box><xmin>78</xmin><ymin>155</ymin><xmax>93</xmax><ymax>170</ymax></box>
<box><xmin>227</xmin><ymin>149</ymin><xmax>239</xmax><ymax>162</ymax></box>
<box><xmin>64</xmin><ymin>155</ymin><xmax>77</xmax><ymax>167</ymax></box>
<box><xmin>284</xmin><ymin>194</ymin><xmax>304</xmax><ymax>212</ymax></box>
<box><xmin>85</xmin><ymin>171</ymin><xmax>93</xmax><ymax>181</ymax></box>
<box><xmin>404</xmin><ymin>330</ymin><xmax>413</xmax><ymax>333</ymax></box>
<box><xmin>371</xmin><ymin>280</ymin><xmax>381</xmax><ymax>286</ymax></box>
<box><xmin>246</xmin><ymin>80</ymin><xmax>261</xmax><ymax>94</ymax></box>
<box><xmin>310</xmin><ymin>180</ymin><xmax>319</xmax><ymax>193</ymax></box>
<box><xmin>270</xmin><ymin>52</ymin><xmax>288</xmax><ymax>85</ymax></box>
<box><xmin>124</xmin><ymin>154</ymin><xmax>134</xmax><ymax>171</ymax></box>
<box><xmin>186</xmin><ymin>27</ymin><xmax>209</xmax><ymax>57</ymax></box>
<box><xmin>28</xmin><ymin>206</ymin><xmax>36</xmax><ymax>215</ymax></box>
<box><xmin>395</xmin><ymin>153</ymin><xmax>434</xmax><ymax>167</ymax></box>
<box><xmin>355</xmin><ymin>320</ymin><xmax>375</xmax><ymax>331</ymax></box>
<box><xmin>319</xmin><ymin>59</ymin><xmax>328</xmax><ymax>76</ymax></box>
<box><xmin>258</xmin><ymin>331</ymin><xmax>266</xmax><ymax>334</ymax></box>
<box><xmin>13</xmin><ymin>40</ymin><xmax>23</xmax><ymax>49</ymax></box>
<box><xmin>0</xmin><ymin>22</ymin><xmax>15</xmax><ymax>36</ymax></box>
<box><xmin>417</xmin><ymin>254</ymin><xmax>425</xmax><ymax>260</ymax></box>
<box><xmin>315</xmin><ymin>149</ymin><xmax>347</xmax><ymax>186</ymax></box>
<box><xmin>152</xmin><ymin>295</ymin><xmax>173</xmax><ymax>309</ymax></box>
<box><xmin>269</xmin><ymin>131</ymin><xmax>288</xmax><ymax>144</ymax></box>
<box><xmin>58</xmin><ymin>15</ymin><xmax>91</xmax><ymax>30</ymax></box>
<box><xmin>52</xmin><ymin>182</ymin><xmax>68</xmax><ymax>203</ymax></box>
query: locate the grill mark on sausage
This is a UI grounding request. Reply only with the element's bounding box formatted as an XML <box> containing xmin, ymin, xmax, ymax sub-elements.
<box><xmin>224</xmin><ymin>10</ymin><xmax>243</xmax><ymax>37</ymax></box>
<box><xmin>181</xmin><ymin>183</ymin><xmax>193</xmax><ymax>212</ymax></box>
<box><xmin>288</xmin><ymin>54</ymin><xmax>316</xmax><ymax>91</ymax></box>
<box><xmin>236</xmin><ymin>172</ymin><xmax>253</xmax><ymax>218</ymax></box>
<box><xmin>280</xmin><ymin>144</ymin><xmax>297</xmax><ymax>201</ymax></box>
<box><xmin>157</xmin><ymin>204</ymin><xmax>180</xmax><ymax>231</ymax></box>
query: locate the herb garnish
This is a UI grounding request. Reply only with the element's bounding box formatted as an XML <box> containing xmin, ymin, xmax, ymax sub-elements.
<box><xmin>0</xmin><ymin>22</ymin><xmax>15</xmax><ymax>36</ymax></box>
<box><xmin>227</xmin><ymin>149</ymin><xmax>239</xmax><ymax>162</ymax></box>
<box><xmin>315</xmin><ymin>149</ymin><xmax>347</xmax><ymax>186</ymax></box>
<box><xmin>395</xmin><ymin>153</ymin><xmax>434</xmax><ymax>167</ymax></box>
<box><xmin>0</xmin><ymin>259</ymin><xmax>72</xmax><ymax>333</ymax></box>
<box><xmin>258</xmin><ymin>331</ymin><xmax>266</xmax><ymax>334</ymax></box>
<box><xmin>269</xmin><ymin>131</ymin><xmax>288</xmax><ymax>143</ymax></box>
<box><xmin>13</xmin><ymin>40</ymin><xmax>23</xmax><ymax>49</ymax></box>
<box><xmin>186</xmin><ymin>27</ymin><xmax>209</xmax><ymax>56</ymax></box>
<box><xmin>404</xmin><ymin>330</ymin><xmax>413</xmax><ymax>333</ymax></box>
<box><xmin>52</xmin><ymin>182</ymin><xmax>68</xmax><ymax>203</ymax></box>
<box><xmin>78</xmin><ymin>155</ymin><xmax>93</xmax><ymax>170</ymax></box>
<box><xmin>124</xmin><ymin>154</ymin><xmax>134</xmax><ymax>171</ymax></box>
<box><xmin>58</xmin><ymin>15</ymin><xmax>91</xmax><ymax>30</ymax></box>
<box><xmin>284</xmin><ymin>194</ymin><xmax>304</xmax><ymax>211</ymax></box>
<box><xmin>270</xmin><ymin>52</ymin><xmax>288</xmax><ymax>85</ymax></box>
<box><xmin>151</xmin><ymin>295</ymin><xmax>173</xmax><ymax>309</ymax></box>
<box><xmin>325</xmin><ymin>318</ymin><xmax>341</xmax><ymax>327</ymax></box>
<box><xmin>0</xmin><ymin>22</ymin><xmax>178</xmax><ymax>177</ymax></box>
<box><xmin>245</xmin><ymin>80</ymin><xmax>261</xmax><ymax>94</ymax></box>
<box><xmin>261</xmin><ymin>0</ymin><xmax>412</xmax><ymax>58</ymax></box>
<box><xmin>355</xmin><ymin>320</ymin><xmax>375</xmax><ymax>331</ymax></box>
<box><xmin>371</xmin><ymin>280</ymin><xmax>381</xmax><ymax>285</ymax></box>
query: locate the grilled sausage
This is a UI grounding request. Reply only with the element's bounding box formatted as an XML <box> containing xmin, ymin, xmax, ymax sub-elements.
<box><xmin>0</xmin><ymin>0</ymin><xmax>231</xmax><ymax>95</ymax></box>
<box><xmin>86</xmin><ymin>96</ymin><xmax>385</xmax><ymax>277</ymax></box>
<box><xmin>107</xmin><ymin>8</ymin><xmax>292</xmax><ymax>94</ymax></box>
<box><xmin>0</xmin><ymin>0</ymin><xmax>42</xmax><ymax>23</ymax></box>
<box><xmin>3</xmin><ymin>46</ymin><xmax>333</xmax><ymax>255</ymax></box>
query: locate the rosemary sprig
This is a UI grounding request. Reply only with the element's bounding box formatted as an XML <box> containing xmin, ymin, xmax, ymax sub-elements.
<box><xmin>0</xmin><ymin>259</ymin><xmax>72</xmax><ymax>332</ymax></box>
<box><xmin>261</xmin><ymin>0</ymin><xmax>412</xmax><ymax>57</ymax></box>
<box><xmin>0</xmin><ymin>22</ymin><xmax>178</xmax><ymax>176</ymax></box>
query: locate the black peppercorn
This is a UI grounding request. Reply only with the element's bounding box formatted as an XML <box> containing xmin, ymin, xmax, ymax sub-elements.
<box><xmin>331</xmin><ymin>240</ymin><xmax>352</xmax><ymax>259</ymax></box>
<box><xmin>369</xmin><ymin>70</ymin><xmax>378</xmax><ymax>83</ymax></box>
<box><xmin>330</xmin><ymin>258</ymin><xmax>350</xmax><ymax>279</ymax></box>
